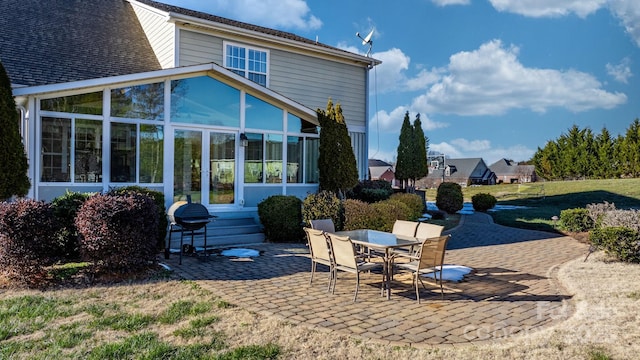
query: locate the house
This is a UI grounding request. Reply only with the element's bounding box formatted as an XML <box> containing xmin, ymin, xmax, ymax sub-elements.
<box><xmin>489</xmin><ymin>159</ymin><xmax>537</xmax><ymax>184</ymax></box>
<box><xmin>368</xmin><ymin>159</ymin><xmax>396</xmax><ymax>185</ymax></box>
<box><xmin>2</xmin><ymin>0</ymin><xmax>379</xmax><ymax>226</ymax></box>
<box><xmin>416</xmin><ymin>158</ymin><xmax>496</xmax><ymax>188</ymax></box>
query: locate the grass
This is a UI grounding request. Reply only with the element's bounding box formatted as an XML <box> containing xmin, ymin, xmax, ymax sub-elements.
<box><xmin>425</xmin><ymin>178</ymin><xmax>640</xmax><ymax>232</ymax></box>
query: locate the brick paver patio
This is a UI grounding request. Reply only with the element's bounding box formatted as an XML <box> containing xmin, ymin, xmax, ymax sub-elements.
<box><xmin>162</xmin><ymin>212</ymin><xmax>588</xmax><ymax>347</ymax></box>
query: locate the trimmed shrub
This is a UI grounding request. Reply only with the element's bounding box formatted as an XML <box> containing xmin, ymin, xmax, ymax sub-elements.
<box><xmin>342</xmin><ymin>199</ymin><xmax>375</xmax><ymax>231</ymax></box>
<box><xmin>108</xmin><ymin>186</ymin><xmax>167</xmax><ymax>251</ymax></box>
<box><xmin>601</xmin><ymin>209</ymin><xmax>640</xmax><ymax>233</ymax></box>
<box><xmin>76</xmin><ymin>193</ymin><xmax>159</xmax><ymax>273</ymax></box>
<box><xmin>560</xmin><ymin>208</ymin><xmax>594</xmax><ymax>232</ymax></box>
<box><xmin>472</xmin><ymin>193</ymin><xmax>497</xmax><ymax>212</ymax></box>
<box><xmin>51</xmin><ymin>190</ymin><xmax>91</xmax><ymax>260</ymax></box>
<box><xmin>586</xmin><ymin>201</ymin><xmax>616</xmax><ymax>227</ymax></box>
<box><xmin>258</xmin><ymin>195</ymin><xmax>304</xmax><ymax>242</ymax></box>
<box><xmin>590</xmin><ymin>227</ymin><xmax>640</xmax><ymax>263</ymax></box>
<box><xmin>347</xmin><ymin>180</ymin><xmax>393</xmax><ymax>203</ymax></box>
<box><xmin>371</xmin><ymin>200</ymin><xmax>411</xmax><ymax>232</ymax></box>
<box><xmin>390</xmin><ymin>193</ymin><xmax>424</xmax><ymax>220</ymax></box>
<box><xmin>435</xmin><ymin>182</ymin><xmax>463</xmax><ymax>214</ymax></box>
<box><xmin>0</xmin><ymin>199</ymin><xmax>58</xmax><ymax>285</ymax></box>
<box><xmin>302</xmin><ymin>190</ymin><xmax>343</xmax><ymax>230</ymax></box>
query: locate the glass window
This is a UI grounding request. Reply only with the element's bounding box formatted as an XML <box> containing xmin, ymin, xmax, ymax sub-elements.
<box><xmin>174</xmin><ymin>130</ymin><xmax>202</xmax><ymax>203</ymax></box>
<box><xmin>225</xmin><ymin>44</ymin><xmax>268</xmax><ymax>87</ymax></box>
<box><xmin>305</xmin><ymin>137</ymin><xmax>319</xmax><ymax>184</ymax></box>
<box><xmin>244</xmin><ymin>133</ymin><xmax>263</xmax><ymax>183</ymax></box>
<box><xmin>139</xmin><ymin>125</ymin><xmax>164</xmax><ymax>183</ymax></box>
<box><xmin>265</xmin><ymin>134</ymin><xmax>282</xmax><ymax>183</ymax></box>
<box><xmin>74</xmin><ymin>119</ymin><xmax>102</xmax><ymax>183</ymax></box>
<box><xmin>245</xmin><ymin>94</ymin><xmax>283</xmax><ymax>131</ymax></box>
<box><xmin>110</xmin><ymin>123</ymin><xmax>137</xmax><ymax>182</ymax></box>
<box><xmin>111</xmin><ymin>82</ymin><xmax>164</xmax><ymax>120</ymax></box>
<box><xmin>170</xmin><ymin>76</ymin><xmax>240</xmax><ymax>126</ymax></box>
<box><xmin>210</xmin><ymin>133</ymin><xmax>235</xmax><ymax>204</ymax></box>
<box><xmin>288</xmin><ymin>113</ymin><xmax>318</xmax><ymax>134</ymax></box>
<box><xmin>287</xmin><ymin>136</ymin><xmax>303</xmax><ymax>183</ymax></box>
<box><xmin>41</xmin><ymin>91</ymin><xmax>103</xmax><ymax>115</ymax></box>
<box><xmin>41</xmin><ymin>117</ymin><xmax>71</xmax><ymax>182</ymax></box>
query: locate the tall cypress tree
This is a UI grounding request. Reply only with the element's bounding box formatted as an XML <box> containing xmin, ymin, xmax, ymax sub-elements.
<box><xmin>395</xmin><ymin>111</ymin><xmax>413</xmax><ymax>189</ymax></box>
<box><xmin>621</xmin><ymin>119</ymin><xmax>640</xmax><ymax>177</ymax></box>
<box><xmin>412</xmin><ymin>114</ymin><xmax>429</xmax><ymax>186</ymax></box>
<box><xmin>0</xmin><ymin>62</ymin><xmax>30</xmax><ymax>200</ymax></box>
<box><xmin>317</xmin><ymin>99</ymin><xmax>358</xmax><ymax>197</ymax></box>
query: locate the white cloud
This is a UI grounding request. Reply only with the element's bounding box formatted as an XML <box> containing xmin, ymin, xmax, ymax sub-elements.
<box><xmin>488</xmin><ymin>0</ymin><xmax>606</xmax><ymax>18</ymax></box>
<box><xmin>609</xmin><ymin>0</ymin><xmax>640</xmax><ymax>47</ymax></box>
<box><xmin>606</xmin><ymin>58</ymin><xmax>633</xmax><ymax>83</ymax></box>
<box><xmin>372</xmin><ymin>106</ymin><xmax>449</xmax><ymax>133</ymax></box>
<box><xmin>176</xmin><ymin>0</ymin><xmax>322</xmax><ymax>30</ymax></box>
<box><xmin>371</xmin><ymin>48</ymin><xmax>412</xmax><ymax>93</ymax></box>
<box><xmin>431</xmin><ymin>0</ymin><xmax>471</xmax><ymax>6</ymax></box>
<box><xmin>412</xmin><ymin>40</ymin><xmax>627</xmax><ymax>116</ymax></box>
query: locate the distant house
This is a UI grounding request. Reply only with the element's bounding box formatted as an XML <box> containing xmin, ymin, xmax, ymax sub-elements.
<box><xmin>368</xmin><ymin>159</ymin><xmax>396</xmax><ymax>185</ymax></box>
<box><xmin>2</xmin><ymin>0</ymin><xmax>379</xmax><ymax>217</ymax></box>
<box><xmin>490</xmin><ymin>159</ymin><xmax>537</xmax><ymax>184</ymax></box>
<box><xmin>416</xmin><ymin>158</ymin><xmax>496</xmax><ymax>188</ymax></box>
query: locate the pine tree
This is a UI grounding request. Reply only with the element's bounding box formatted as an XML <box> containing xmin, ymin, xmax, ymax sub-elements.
<box><xmin>411</xmin><ymin>114</ymin><xmax>428</xmax><ymax>186</ymax></box>
<box><xmin>620</xmin><ymin>119</ymin><xmax>640</xmax><ymax>177</ymax></box>
<box><xmin>395</xmin><ymin>111</ymin><xmax>413</xmax><ymax>189</ymax></box>
<box><xmin>0</xmin><ymin>62</ymin><xmax>30</xmax><ymax>200</ymax></box>
<box><xmin>317</xmin><ymin>99</ymin><xmax>358</xmax><ymax>197</ymax></box>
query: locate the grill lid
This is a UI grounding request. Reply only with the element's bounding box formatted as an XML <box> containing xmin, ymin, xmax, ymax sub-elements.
<box><xmin>167</xmin><ymin>196</ymin><xmax>214</xmax><ymax>226</ymax></box>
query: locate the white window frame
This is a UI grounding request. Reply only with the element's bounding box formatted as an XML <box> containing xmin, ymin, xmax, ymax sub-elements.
<box><xmin>223</xmin><ymin>41</ymin><xmax>270</xmax><ymax>87</ymax></box>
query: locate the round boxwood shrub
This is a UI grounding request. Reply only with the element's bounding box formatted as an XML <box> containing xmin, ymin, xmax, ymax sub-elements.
<box><xmin>471</xmin><ymin>193</ymin><xmax>497</xmax><ymax>212</ymax></box>
<box><xmin>302</xmin><ymin>190</ymin><xmax>342</xmax><ymax>230</ymax></box>
<box><xmin>389</xmin><ymin>193</ymin><xmax>424</xmax><ymax>220</ymax></box>
<box><xmin>342</xmin><ymin>199</ymin><xmax>374</xmax><ymax>231</ymax></box>
<box><xmin>76</xmin><ymin>193</ymin><xmax>159</xmax><ymax>274</ymax></box>
<box><xmin>258</xmin><ymin>195</ymin><xmax>304</xmax><ymax>242</ymax></box>
<box><xmin>560</xmin><ymin>208</ymin><xmax>594</xmax><ymax>232</ymax></box>
<box><xmin>436</xmin><ymin>182</ymin><xmax>463</xmax><ymax>214</ymax></box>
<box><xmin>51</xmin><ymin>190</ymin><xmax>92</xmax><ymax>260</ymax></box>
<box><xmin>108</xmin><ymin>186</ymin><xmax>167</xmax><ymax>251</ymax></box>
<box><xmin>371</xmin><ymin>200</ymin><xmax>411</xmax><ymax>232</ymax></box>
<box><xmin>590</xmin><ymin>227</ymin><xmax>640</xmax><ymax>263</ymax></box>
<box><xmin>347</xmin><ymin>180</ymin><xmax>393</xmax><ymax>203</ymax></box>
<box><xmin>0</xmin><ymin>199</ymin><xmax>58</xmax><ymax>285</ymax></box>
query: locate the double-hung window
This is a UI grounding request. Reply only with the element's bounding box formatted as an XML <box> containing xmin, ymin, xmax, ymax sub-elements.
<box><xmin>224</xmin><ymin>42</ymin><xmax>268</xmax><ymax>87</ymax></box>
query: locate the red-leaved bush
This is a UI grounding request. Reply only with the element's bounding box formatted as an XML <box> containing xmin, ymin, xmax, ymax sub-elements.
<box><xmin>0</xmin><ymin>199</ymin><xmax>58</xmax><ymax>285</ymax></box>
<box><xmin>75</xmin><ymin>193</ymin><xmax>159</xmax><ymax>273</ymax></box>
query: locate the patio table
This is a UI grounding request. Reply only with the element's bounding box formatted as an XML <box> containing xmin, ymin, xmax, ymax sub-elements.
<box><xmin>337</xmin><ymin>229</ymin><xmax>420</xmax><ymax>299</ymax></box>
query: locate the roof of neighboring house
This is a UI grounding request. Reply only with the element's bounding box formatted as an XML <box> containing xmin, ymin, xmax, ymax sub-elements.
<box><xmin>369</xmin><ymin>167</ymin><xmax>394</xmax><ymax>180</ymax></box>
<box><xmin>1</xmin><ymin>0</ymin><xmax>162</xmax><ymax>87</ymax></box>
<box><xmin>425</xmin><ymin>158</ymin><xmax>491</xmax><ymax>180</ymax></box>
<box><xmin>368</xmin><ymin>159</ymin><xmax>393</xmax><ymax>167</ymax></box>
<box><xmin>489</xmin><ymin>158</ymin><xmax>518</xmax><ymax>174</ymax></box>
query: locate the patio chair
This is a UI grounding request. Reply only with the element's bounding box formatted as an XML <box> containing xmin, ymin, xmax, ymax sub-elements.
<box><xmin>394</xmin><ymin>234</ymin><xmax>451</xmax><ymax>302</ymax></box>
<box><xmin>326</xmin><ymin>233</ymin><xmax>382</xmax><ymax>302</ymax></box>
<box><xmin>392</xmin><ymin>220</ymin><xmax>419</xmax><ymax>237</ymax></box>
<box><xmin>309</xmin><ymin>218</ymin><xmax>336</xmax><ymax>233</ymax></box>
<box><xmin>304</xmin><ymin>227</ymin><xmax>334</xmax><ymax>291</ymax></box>
<box><xmin>415</xmin><ymin>222</ymin><xmax>444</xmax><ymax>240</ymax></box>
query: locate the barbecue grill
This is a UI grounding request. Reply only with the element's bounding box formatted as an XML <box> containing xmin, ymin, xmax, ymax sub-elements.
<box><xmin>165</xmin><ymin>196</ymin><xmax>216</xmax><ymax>264</ymax></box>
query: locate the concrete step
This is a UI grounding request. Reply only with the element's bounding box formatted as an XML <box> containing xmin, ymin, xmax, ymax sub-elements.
<box><xmin>166</xmin><ymin>216</ymin><xmax>264</xmax><ymax>252</ymax></box>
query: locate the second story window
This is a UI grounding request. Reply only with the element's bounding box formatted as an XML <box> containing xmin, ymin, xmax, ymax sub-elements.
<box><xmin>225</xmin><ymin>43</ymin><xmax>268</xmax><ymax>87</ymax></box>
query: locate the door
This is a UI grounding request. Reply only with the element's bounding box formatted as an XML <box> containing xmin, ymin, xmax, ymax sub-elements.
<box><xmin>173</xmin><ymin>129</ymin><xmax>237</xmax><ymax>207</ymax></box>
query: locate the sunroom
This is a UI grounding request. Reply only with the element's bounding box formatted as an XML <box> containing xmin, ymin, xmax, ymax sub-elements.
<box><xmin>15</xmin><ymin>63</ymin><xmax>320</xmax><ymax>214</ymax></box>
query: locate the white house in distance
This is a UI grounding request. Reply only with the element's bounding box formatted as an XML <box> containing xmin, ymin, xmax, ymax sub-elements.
<box><xmin>2</xmin><ymin>0</ymin><xmax>379</xmax><ymax>227</ymax></box>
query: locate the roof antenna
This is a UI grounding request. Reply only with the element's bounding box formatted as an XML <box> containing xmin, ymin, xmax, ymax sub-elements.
<box><xmin>356</xmin><ymin>28</ymin><xmax>374</xmax><ymax>57</ymax></box>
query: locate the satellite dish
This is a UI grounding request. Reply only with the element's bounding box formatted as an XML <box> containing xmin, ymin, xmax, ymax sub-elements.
<box><xmin>356</xmin><ymin>29</ymin><xmax>374</xmax><ymax>57</ymax></box>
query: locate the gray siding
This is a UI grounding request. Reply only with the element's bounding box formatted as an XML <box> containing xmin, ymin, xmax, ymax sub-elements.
<box><xmin>179</xmin><ymin>29</ymin><xmax>224</xmax><ymax>66</ymax></box>
<box><xmin>350</xmin><ymin>132</ymin><xmax>367</xmax><ymax>180</ymax></box>
<box><xmin>270</xmin><ymin>49</ymin><xmax>367</xmax><ymax>129</ymax></box>
<box><xmin>132</xmin><ymin>4</ymin><xmax>175</xmax><ymax>68</ymax></box>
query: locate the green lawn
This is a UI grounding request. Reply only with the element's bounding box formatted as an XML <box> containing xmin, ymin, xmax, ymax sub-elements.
<box><xmin>425</xmin><ymin>178</ymin><xmax>640</xmax><ymax>232</ymax></box>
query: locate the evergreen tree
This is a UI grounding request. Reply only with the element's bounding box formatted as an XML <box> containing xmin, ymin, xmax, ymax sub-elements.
<box><xmin>411</xmin><ymin>114</ymin><xmax>429</xmax><ymax>186</ymax></box>
<box><xmin>317</xmin><ymin>99</ymin><xmax>358</xmax><ymax>197</ymax></box>
<box><xmin>595</xmin><ymin>127</ymin><xmax>615</xmax><ymax>179</ymax></box>
<box><xmin>0</xmin><ymin>62</ymin><xmax>30</xmax><ymax>200</ymax></box>
<box><xmin>395</xmin><ymin>111</ymin><xmax>413</xmax><ymax>189</ymax></box>
<box><xmin>620</xmin><ymin>119</ymin><xmax>640</xmax><ymax>177</ymax></box>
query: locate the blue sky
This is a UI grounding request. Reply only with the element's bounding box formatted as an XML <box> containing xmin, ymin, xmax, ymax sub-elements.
<box><xmin>165</xmin><ymin>0</ymin><xmax>640</xmax><ymax>165</ymax></box>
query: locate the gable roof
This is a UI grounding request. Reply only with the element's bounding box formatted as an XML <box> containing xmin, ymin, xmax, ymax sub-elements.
<box><xmin>425</xmin><ymin>158</ymin><xmax>489</xmax><ymax>180</ymax></box>
<box><xmin>1</xmin><ymin>0</ymin><xmax>161</xmax><ymax>87</ymax></box>
<box><xmin>489</xmin><ymin>158</ymin><xmax>517</xmax><ymax>174</ymax></box>
<box><xmin>132</xmin><ymin>0</ymin><xmax>379</xmax><ymax>67</ymax></box>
